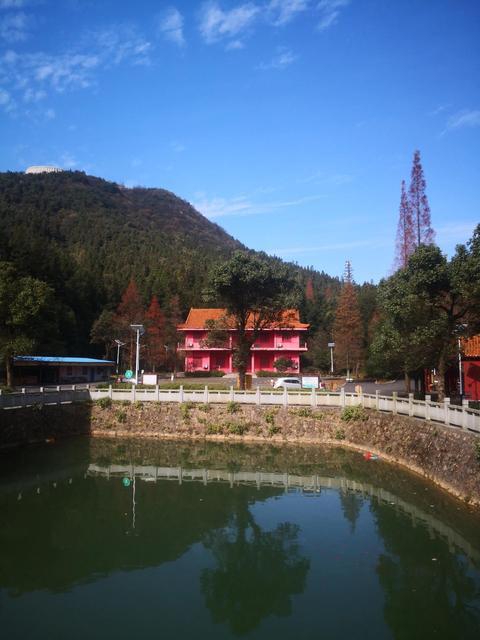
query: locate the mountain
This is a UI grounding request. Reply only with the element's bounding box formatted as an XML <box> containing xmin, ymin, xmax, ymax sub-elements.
<box><xmin>0</xmin><ymin>170</ymin><xmax>346</xmax><ymax>355</ymax></box>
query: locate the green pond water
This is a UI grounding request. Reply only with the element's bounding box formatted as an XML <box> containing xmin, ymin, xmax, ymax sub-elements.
<box><xmin>1</xmin><ymin>437</ymin><xmax>479</xmax><ymax>640</ymax></box>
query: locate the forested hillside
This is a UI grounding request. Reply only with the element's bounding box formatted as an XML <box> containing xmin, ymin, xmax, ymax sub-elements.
<box><xmin>0</xmin><ymin>170</ymin><xmax>347</xmax><ymax>359</ymax></box>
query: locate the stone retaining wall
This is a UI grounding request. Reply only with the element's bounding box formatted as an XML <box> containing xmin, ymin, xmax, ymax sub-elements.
<box><xmin>1</xmin><ymin>401</ymin><xmax>479</xmax><ymax>505</ymax></box>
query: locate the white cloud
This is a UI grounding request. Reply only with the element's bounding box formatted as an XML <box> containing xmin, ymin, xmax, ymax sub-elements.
<box><xmin>198</xmin><ymin>1</ymin><xmax>260</xmax><ymax>45</ymax></box>
<box><xmin>270</xmin><ymin>238</ymin><xmax>388</xmax><ymax>255</ymax></box>
<box><xmin>266</xmin><ymin>0</ymin><xmax>309</xmax><ymax>26</ymax></box>
<box><xmin>0</xmin><ymin>25</ymin><xmax>153</xmax><ymax>114</ymax></box>
<box><xmin>194</xmin><ymin>192</ymin><xmax>324</xmax><ymax>218</ymax></box>
<box><xmin>443</xmin><ymin>109</ymin><xmax>480</xmax><ymax>134</ymax></box>
<box><xmin>257</xmin><ymin>46</ymin><xmax>297</xmax><ymax>70</ymax></box>
<box><xmin>317</xmin><ymin>0</ymin><xmax>350</xmax><ymax>31</ymax></box>
<box><xmin>171</xmin><ymin>140</ymin><xmax>186</xmax><ymax>153</ymax></box>
<box><xmin>0</xmin><ymin>0</ymin><xmax>25</xmax><ymax>8</ymax></box>
<box><xmin>0</xmin><ymin>10</ymin><xmax>29</xmax><ymax>42</ymax></box>
<box><xmin>158</xmin><ymin>7</ymin><xmax>185</xmax><ymax>47</ymax></box>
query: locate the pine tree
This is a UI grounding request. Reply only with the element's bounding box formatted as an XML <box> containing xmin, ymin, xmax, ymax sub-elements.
<box><xmin>305</xmin><ymin>278</ymin><xmax>315</xmax><ymax>302</ymax></box>
<box><xmin>333</xmin><ymin>261</ymin><xmax>363</xmax><ymax>377</ymax></box>
<box><xmin>409</xmin><ymin>150</ymin><xmax>434</xmax><ymax>247</ymax></box>
<box><xmin>144</xmin><ymin>296</ymin><xmax>165</xmax><ymax>372</ymax></box>
<box><xmin>164</xmin><ymin>295</ymin><xmax>183</xmax><ymax>374</ymax></box>
<box><xmin>394</xmin><ymin>180</ymin><xmax>415</xmax><ymax>269</ymax></box>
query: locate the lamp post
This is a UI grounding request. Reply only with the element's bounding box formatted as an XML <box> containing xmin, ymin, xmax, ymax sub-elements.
<box><xmin>130</xmin><ymin>324</ymin><xmax>144</xmax><ymax>384</ymax></box>
<box><xmin>114</xmin><ymin>339</ymin><xmax>125</xmax><ymax>375</ymax></box>
<box><xmin>328</xmin><ymin>342</ymin><xmax>335</xmax><ymax>374</ymax></box>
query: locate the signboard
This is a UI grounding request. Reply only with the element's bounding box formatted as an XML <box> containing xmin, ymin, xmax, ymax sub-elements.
<box><xmin>302</xmin><ymin>376</ymin><xmax>319</xmax><ymax>389</ymax></box>
<box><xmin>124</xmin><ymin>369</ymin><xmax>133</xmax><ymax>379</ymax></box>
<box><xmin>143</xmin><ymin>374</ymin><xmax>158</xmax><ymax>385</ymax></box>
<box><xmin>328</xmin><ymin>342</ymin><xmax>335</xmax><ymax>348</ymax></box>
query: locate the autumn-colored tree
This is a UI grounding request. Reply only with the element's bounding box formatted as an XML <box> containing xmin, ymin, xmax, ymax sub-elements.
<box><xmin>333</xmin><ymin>261</ymin><xmax>363</xmax><ymax>377</ymax></box>
<box><xmin>115</xmin><ymin>279</ymin><xmax>144</xmax><ymax>369</ymax></box>
<box><xmin>144</xmin><ymin>296</ymin><xmax>165</xmax><ymax>372</ymax></box>
<box><xmin>305</xmin><ymin>278</ymin><xmax>314</xmax><ymax>302</ymax></box>
<box><xmin>394</xmin><ymin>180</ymin><xmax>415</xmax><ymax>270</ymax></box>
<box><xmin>408</xmin><ymin>150</ymin><xmax>434</xmax><ymax>247</ymax></box>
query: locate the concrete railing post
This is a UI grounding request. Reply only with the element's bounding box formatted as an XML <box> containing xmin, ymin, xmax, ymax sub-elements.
<box><xmin>131</xmin><ymin>384</ymin><xmax>136</xmax><ymax>404</ymax></box>
<box><xmin>108</xmin><ymin>384</ymin><xmax>113</xmax><ymax>399</ymax></box>
<box><xmin>408</xmin><ymin>393</ymin><xmax>414</xmax><ymax>417</ymax></box>
<box><xmin>392</xmin><ymin>392</ymin><xmax>397</xmax><ymax>415</ymax></box>
<box><xmin>311</xmin><ymin>387</ymin><xmax>316</xmax><ymax>407</ymax></box>
<box><xmin>340</xmin><ymin>388</ymin><xmax>346</xmax><ymax>408</ymax></box>
<box><xmin>256</xmin><ymin>386</ymin><xmax>261</xmax><ymax>405</ymax></box>
<box><xmin>204</xmin><ymin>385</ymin><xmax>209</xmax><ymax>404</ymax></box>
<box><xmin>283</xmin><ymin>387</ymin><xmax>288</xmax><ymax>408</ymax></box>
<box><xmin>444</xmin><ymin>397</ymin><xmax>450</xmax><ymax>425</ymax></box>
<box><xmin>375</xmin><ymin>390</ymin><xmax>380</xmax><ymax>411</ymax></box>
<box><xmin>155</xmin><ymin>384</ymin><xmax>160</xmax><ymax>401</ymax></box>
<box><xmin>229</xmin><ymin>386</ymin><xmax>234</xmax><ymax>401</ymax></box>
<box><xmin>425</xmin><ymin>395</ymin><xmax>431</xmax><ymax>421</ymax></box>
<box><xmin>179</xmin><ymin>385</ymin><xmax>184</xmax><ymax>404</ymax></box>
<box><xmin>462</xmin><ymin>400</ymin><xmax>469</xmax><ymax>430</ymax></box>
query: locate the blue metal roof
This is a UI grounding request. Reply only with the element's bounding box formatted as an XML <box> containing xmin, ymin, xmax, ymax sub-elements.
<box><xmin>14</xmin><ymin>356</ymin><xmax>114</xmax><ymax>365</ymax></box>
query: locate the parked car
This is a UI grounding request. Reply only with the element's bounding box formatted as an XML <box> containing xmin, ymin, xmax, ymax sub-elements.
<box><xmin>273</xmin><ymin>377</ymin><xmax>302</xmax><ymax>390</ymax></box>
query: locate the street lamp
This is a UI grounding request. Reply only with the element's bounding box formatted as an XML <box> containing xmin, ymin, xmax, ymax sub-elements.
<box><xmin>130</xmin><ymin>324</ymin><xmax>144</xmax><ymax>384</ymax></box>
<box><xmin>328</xmin><ymin>342</ymin><xmax>335</xmax><ymax>374</ymax></box>
<box><xmin>114</xmin><ymin>339</ymin><xmax>125</xmax><ymax>375</ymax></box>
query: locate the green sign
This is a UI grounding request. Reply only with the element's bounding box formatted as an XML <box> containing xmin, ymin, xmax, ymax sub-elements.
<box><xmin>122</xmin><ymin>477</ymin><xmax>131</xmax><ymax>487</ymax></box>
<box><xmin>124</xmin><ymin>369</ymin><xmax>133</xmax><ymax>379</ymax></box>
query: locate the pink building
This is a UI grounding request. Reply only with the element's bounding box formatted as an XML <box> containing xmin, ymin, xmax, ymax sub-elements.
<box><xmin>178</xmin><ymin>308</ymin><xmax>309</xmax><ymax>374</ymax></box>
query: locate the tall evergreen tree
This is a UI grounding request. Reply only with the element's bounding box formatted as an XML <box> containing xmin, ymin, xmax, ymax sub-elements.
<box><xmin>394</xmin><ymin>180</ymin><xmax>415</xmax><ymax>269</ymax></box>
<box><xmin>333</xmin><ymin>261</ymin><xmax>363</xmax><ymax>378</ymax></box>
<box><xmin>408</xmin><ymin>150</ymin><xmax>434</xmax><ymax>247</ymax></box>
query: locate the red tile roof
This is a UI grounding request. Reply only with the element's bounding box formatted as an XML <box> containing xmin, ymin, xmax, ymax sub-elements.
<box><xmin>178</xmin><ymin>308</ymin><xmax>309</xmax><ymax>330</ymax></box>
<box><xmin>464</xmin><ymin>335</ymin><xmax>480</xmax><ymax>357</ymax></box>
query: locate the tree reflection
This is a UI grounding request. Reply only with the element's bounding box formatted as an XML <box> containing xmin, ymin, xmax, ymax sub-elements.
<box><xmin>201</xmin><ymin>501</ymin><xmax>309</xmax><ymax>635</ymax></box>
<box><xmin>372</xmin><ymin>501</ymin><xmax>480</xmax><ymax>639</ymax></box>
<box><xmin>339</xmin><ymin>489</ymin><xmax>364</xmax><ymax>533</ymax></box>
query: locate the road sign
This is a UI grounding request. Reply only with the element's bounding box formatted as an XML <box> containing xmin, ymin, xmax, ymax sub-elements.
<box><xmin>302</xmin><ymin>376</ymin><xmax>319</xmax><ymax>389</ymax></box>
<box><xmin>122</xmin><ymin>477</ymin><xmax>131</xmax><ymax>487</ymax></box>
<box><xmin>124</xmin><ymin>370</ymin><xmax>133</xmax><ymax>379</ymax></box>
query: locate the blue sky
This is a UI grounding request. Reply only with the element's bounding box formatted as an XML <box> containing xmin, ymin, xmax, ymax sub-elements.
<box><xmin>0</xmin><ymin>0</ymin><xmax>479</xmax><ymax>283</ymax></box>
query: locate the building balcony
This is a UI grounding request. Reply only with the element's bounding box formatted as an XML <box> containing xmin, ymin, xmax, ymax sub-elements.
<box><xmin>251</xmin><ymin>344</ymin><xmax>308</xmax><ymax>351</ymax></box>
<box><xmin>178</xmin><ymin>343</ymin><xmax>231</xmax><ymax>351</ymax></box>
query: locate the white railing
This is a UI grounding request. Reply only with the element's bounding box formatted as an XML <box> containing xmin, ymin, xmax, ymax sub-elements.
<box><xmin>2</xmin><ymin>386</ymin><xmax>479</xmax><ymax>434</ymax></box>
<box><xmin>0</xmin><ymin>386</ymin><xmax>90</xmax><ymax>409</ymax></box>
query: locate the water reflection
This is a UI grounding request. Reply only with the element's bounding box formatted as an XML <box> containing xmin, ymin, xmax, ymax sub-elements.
<box><xmin>0</xmin><ymin>438</ymin><xmax>479</xmax><ymax>639</ymax></box>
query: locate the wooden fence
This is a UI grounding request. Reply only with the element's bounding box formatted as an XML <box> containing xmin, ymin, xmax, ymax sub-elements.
<box><xmin>1</xmin><ymin>385</ymin><xmax>479</xmax><ymax>434</ymax></box>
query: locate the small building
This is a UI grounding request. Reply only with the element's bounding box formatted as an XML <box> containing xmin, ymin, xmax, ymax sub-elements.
<box><xmin>178</xmin><ymin>308</ymin><xmax>309</xmax><ymax>374</ymax></box>
<box><xmin>426</xmin><ymin>336</ymin><xmax>480</xmax><ymax>401</ymax></box>
<box><xmin>13</xmin><ymin>356</ymin><xmax>114</xmax><ymax>386</ymax></box>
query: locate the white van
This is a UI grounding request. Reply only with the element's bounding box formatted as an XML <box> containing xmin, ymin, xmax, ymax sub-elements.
<box><xmin>273</xmin><ymin>377</ymin><xmax>302</xmax><ymax>390</ymax></box>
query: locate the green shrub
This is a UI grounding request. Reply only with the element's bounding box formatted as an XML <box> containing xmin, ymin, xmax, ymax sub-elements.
<box><xmin>227</xmin><ymin>401</ymin><xmax>240</xmax><ymax>414</ymax></box>
<box><xmin>184</xmin><ymin>370</ymin><xmax>225</xmax><ymax>377</ymax></box>
<box><xmin>265</xmin><ymin>410</ymin><xmax>277</xmax><ymax>426</ymax></box>
<box><xmin>206</xmin><ymin>423</ymin><xmax>223</xmax><ymax>435</ymax></box>
<box><xmin>334</xmin><ymin>428</ymin><xmax>346</xmax><ymax>440</ymax></box>
<box><xmin>295</xmin><ymin>408</ymin><xmax>313</xmax><ymax>418</ymax></box>
<box><xmin>268</xmin><ymin>424</ymin><xmax>281</xmax><ymax>437</ymax></box>
<box><xmin>198</xmin><ymin>404</ymin><xmax>211</xmax><ymax>412</ymax></box>
<box><xmin>226</xmin><ymin>421</ymin><xmax>249</xmax><ymax>436</ymax></box>
<box><xmin>134</xmin><ymin>400</ymin><xmax>143</xmax><ymax>409</ymax></box>
<box><xmin>97</xmin><ymin>397</ymin><xmax>112</xmax><ymax>409</ymax></box>
<box><xmin>116</xmin><ymin>410</ymin><xmax>127</xmax><ymax>423</ymax></box>
<box><xmin>180</xmin><ymin>402</ymin><xmax>193</xmax><ymax>421</ymax></box>
<box><xmin>475</xmin><ymin>440</ymin><xmax>480</xmax><ymax>464</ymax></box>
<box><xmin>340</xmin><ymin>406</ymin><xmax>367</xmax><ymax>422</ymax></box>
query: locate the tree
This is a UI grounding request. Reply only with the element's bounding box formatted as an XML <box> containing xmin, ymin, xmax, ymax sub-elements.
<box><xmin>206</xmin><ymin>251</ymin><xmax>299</xmax><ymax>389</ymax></box>
<box><xmin>373</xmin><ymin>227</ymin><xmax>480</xmax><ymax>399</ymax></box>
<box><xmin>90</xmin><ymin>309</ymin><xmax>116</xmax><ymax>360</ymax></box>
<box><xmin>115</xmin><ymin>279</ymin><xmax>144</xmax><ymax>369</ymax></box>
<box><xmin>144</xmin><ymin>296</ymin><xmax>165</xmax><ymax>372</ymax></box>
<box><xmin>394</xmin><ymin>180</ymin><xmax>415</xmax><ymax>270</ymax></box>
<box><xmin>0</xmin><ymin>262</ymin><xmax>59</xmax><ymax>386</ymax></box>
<box><xmin>409</xmin><ymin>150</ymin><xmax>434</xmax><ymax>247</ymax></box>
<box><xmin>164</xmin><ymin>294</ymin><xmax>183</xmax><ymax>375</ymax></box>
<box><xmin>333</xmin><ymin>261</ymin><xmax>363</xmax><ymax>377</ymax></box>
<box><xmin>274</xmin><ymin>357</ymin><xmax>295</xmax><ymax>373</ymax></box>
